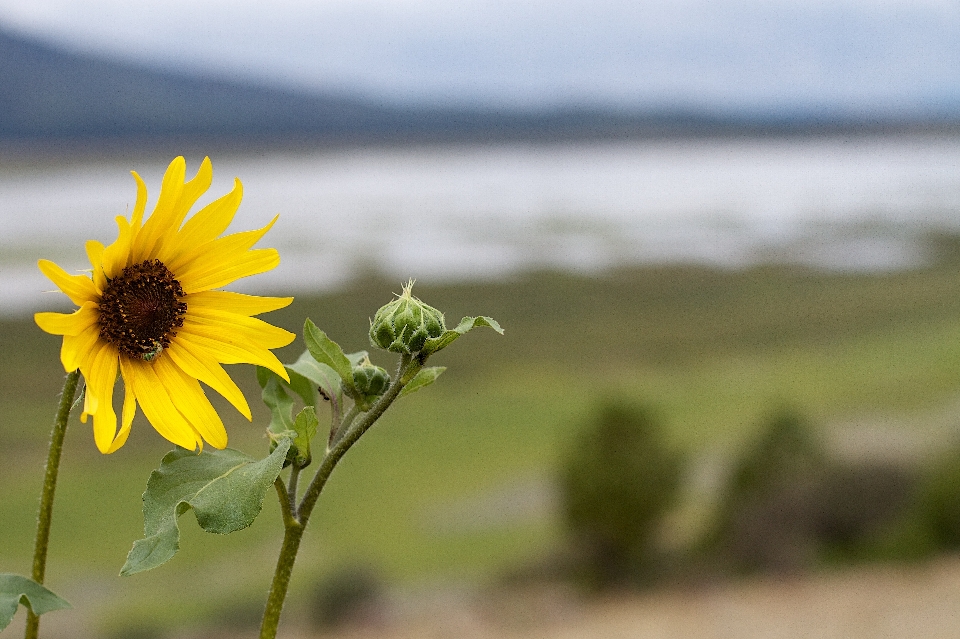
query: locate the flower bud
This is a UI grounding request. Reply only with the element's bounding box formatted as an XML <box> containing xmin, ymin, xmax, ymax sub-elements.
<box><xmin>369</xmin><ymin>280</ymin><xmax>446</xmax><ymax>354</ymax></box>
<box><xmin>352</xmin><ymin>357</ymin><xmax>391</xmax><ymax>398</ymax></box>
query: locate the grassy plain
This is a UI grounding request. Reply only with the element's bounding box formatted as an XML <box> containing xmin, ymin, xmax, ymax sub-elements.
<box><xmin>4</xmin><ymin>259</ymin><xmax>960</xmax><ymax>634</ymax></box>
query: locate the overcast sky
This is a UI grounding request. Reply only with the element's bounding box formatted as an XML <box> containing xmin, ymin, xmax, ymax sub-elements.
<box><xmin>0</xmin><ymin>0</ymin><xmax>958</xmax><ymax>112</ymax></box>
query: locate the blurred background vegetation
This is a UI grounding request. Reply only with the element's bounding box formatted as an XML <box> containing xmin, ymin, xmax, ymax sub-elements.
<box><xmin>7</xmin><ymin>245</ymin><xmax>960</xmax><ymax>636</ymax></box>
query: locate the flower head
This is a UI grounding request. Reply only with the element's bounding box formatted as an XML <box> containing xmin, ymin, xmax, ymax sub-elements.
<box><xmin>369</xmin><ymin>280</ymin><xmax>445</xmax><ymax>355</ymax></box>
<box><xmin>35</xmin><ymin>156</ymin><xmax>295</xmax><ymax>453</ymax></box>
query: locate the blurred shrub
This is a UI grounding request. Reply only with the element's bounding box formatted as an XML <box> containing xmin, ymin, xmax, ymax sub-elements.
<box><xmin>707</xmin><ymin>407</ymin><xmax>827</xmax><ymax>573</ymax></box>
<box><xmin>706</xmin><ymin>407</ymin><xmax>918</xmax><ymax>574</ymax></box>
<box><xmin>309</xmin><ymin>564</ymin><xmax>385</xmax><ymax>631</ymax></box>
<box><xmin>886</xmin><ymin>445</ymin><xmax>960</xmax><ymax>559</ymax></box>
<box><xmin>559</xmin><ymin>400</ymin><xmax>685</xmax><ymax>589</ymax></box>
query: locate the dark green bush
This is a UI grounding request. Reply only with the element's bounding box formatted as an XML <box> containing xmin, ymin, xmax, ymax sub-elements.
<box><xmin>559</xmin><ymin>400</ymin><xmax>685</xmax><ymax>589</ymax></box>
<box><xmin>893</xmin><ymin>445</ymin><xmax>960</xmax><ymax>558</ymax></box>
<box><xmin>707</xmin><ymin>407</ymin><xmax>827</xmax><ymax>573</ymax></box>
<box><xmin>707</xmin><ymin>407</ymin><xmax>918</xmax><ymax>573</ymax></box>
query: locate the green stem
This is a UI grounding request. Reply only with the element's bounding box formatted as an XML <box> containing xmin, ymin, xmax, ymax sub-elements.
<box><xmin>329</xmin><ymin>404</ymin><xmax>359</xmax><ymax>449</ymax></box>
<box><xmin>274</xmin><ymin>478</ymin><xmax>298</xmax><ymax>528</ymax></box>
<box><xmin>300</xmin><ymin>355</ymin><xmax>415</xmax><ymax>520</ymax></box>
<box><xmin>259</xmin><ymin>519</ymin><xmax>304</xmax><ymax>639</ymax></box>
<box><xmin>258</xmin><ymin>354</ymin><xmax>418</xmax><ymax>639</ymax></box>
<box><xmin>25</xmin><ymin>369</ymin><xmax>81</xmax><ymax>639</ymax></box>
<box><xmin>286</xmin><ymin>465</ymin><xmax>301</xmax><ymax>513</ymax></box>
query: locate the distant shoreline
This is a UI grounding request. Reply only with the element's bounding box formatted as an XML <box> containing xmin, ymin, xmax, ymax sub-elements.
<box><xmin>3</xmin><ymin>122</ymin><xmax>960</xmax><ymax>166</ymax></box>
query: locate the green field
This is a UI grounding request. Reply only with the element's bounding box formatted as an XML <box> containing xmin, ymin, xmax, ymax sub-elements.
<box><xmin>4</xmin><ymin>258</ymin><xmax>960</xmax><ymax>634</ymax></box>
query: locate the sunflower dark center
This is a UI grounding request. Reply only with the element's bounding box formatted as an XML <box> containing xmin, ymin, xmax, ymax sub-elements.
<box><xmin>98</xmin><ymin>259</ymin><xmax>187</xmax><ymax>360</ymax></box>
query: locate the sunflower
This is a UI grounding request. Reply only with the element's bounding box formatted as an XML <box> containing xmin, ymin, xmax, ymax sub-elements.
<box><xmin>35</xmin><ymin>156</ymin><xmax>295</xmax><ymax>454</ymax></box>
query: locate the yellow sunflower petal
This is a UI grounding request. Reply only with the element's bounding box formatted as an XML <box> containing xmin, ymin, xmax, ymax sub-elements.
<box><xmin>154</xmin><ymin>157</ymin><xmax>213</xmax><ymax>264</ymax></box>
<box><xmin>132</xmin><ymin>157</ymin><xmax>186</xmax><ymax>263</ymax></box>
<box><xmin>106</xmin><ymin>381</ymin><xmax>137</xmax><ymax>454</ymax></box>
<box><xmin>83</xmin><ymin>341</ymin><xmax>120</xmax><ymax>454</ymax></box>
<box><xmin>130</xmin><ymin>170</ymin><xmax>148</xmax><ymax>230</ymax></box>
<box><xmin>173</xmin><ymin>157</ymin><xmax>212</xmax><ymax>223</ymax></box>
<box><xmin>121</xmin><ymin>357</ymin><xmax>201</xmax><ymax>450</ymax></box>
<box><xmin>166</xmin><ymin>336</ymin><xmax>252</xmax><ymax>420</ymax></box>
<box><xmin>176</xmin><ymin>327</ymin><xmax>291</xmax><ymax>381</ymax></box>
<box><xmin>38</xmin><ymin>260</ymin><xmax>98</xmax><ymax>306</ymax></box>
<box><xmin>85</xmin><ymin>240</ymin><xmax>107</xmax><ymax>293</ymax></box>
<box><xmin>35</xmin><ymin>301</ymin><xmax>99</xmax><ymax>337</ymax></box>
<box><xmin>185</xmin><ymin>290</ymin><xmax>293</xmax><ymax>317</ymax></box>
<box><xmin>162</xmin><ymin>179</ymin><xmax>242</xmax><ymax>270</ymax></box>
<box><xmin>101</xmin><ymin>215</ymin><xmax>135</xmax><ymax>279</ymax></box>
<box><xmin>182</xmin><ymin>249</ymin><xmax>281</xmax><ymax>294</ymax></box>
<box><xmin>174</xmin><ymin>216</ymin><xmax>279</xmax><ymax>292</ymax></box>
<box><xmin>61</xmin><ymin>323</ymin><xmax>101</xmax><ymax>372</ymax></box>
<box><xmin>154</xmin><ymin>356</ymin><xmax>228</xmax><ymax>449</ymax></box>
<box><xmin>183</xmin><ymin>310</ymin><xmax>295</xmax><ymax>350</ymax></box>
<box><xmin>105</xmin><ymin>422</ymin><xmax>132</xmax><ymax>454</ymax></box>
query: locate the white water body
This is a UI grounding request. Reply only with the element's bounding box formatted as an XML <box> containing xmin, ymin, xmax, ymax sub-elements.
<box><xmin>3</xmin><ymin>134</ymin><xmax>960</xmax><ymax>316</ymax></box>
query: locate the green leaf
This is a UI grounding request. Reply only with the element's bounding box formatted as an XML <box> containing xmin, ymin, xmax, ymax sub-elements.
<box><xmin>259</xmin><ymin>362</ymin><xmax>322</xmax><ymax>465</ymax></box>
<box><xmin>258</xmin><ymin>372</ymin><xmax>295</xmax><ymax>436</ymax></box>
<box><xmin>303</xmin><ymin>319</ymin><xmax>356</xmax><ymax>395</ymax></box>
<box><xmin>291</xmin><ymin>406</ymin><xmax>319</xmax><ymax>466</ymax></box>
<box><xmin>0</xmin><ymin>574</ymin><xmax>70</xmax><ymax>631</ymax></box>
<box><xmin>286</xmin><ymin>350</ymin><xmax>342</xmax><ymax>405</ymax></box>
<box><xmin>423</xmin><ymin>316</ymin><xmax>503</xmax><ymax>355</ymax></box>
<box><xmin>399</xmin><ymin>366</ymin><xmax>446</xmax><ymax>398</ymax></box>
<box><xmin>120</xmin><ymin>440</ymin><xmax>291</xmax><ymax>576</ymax></box>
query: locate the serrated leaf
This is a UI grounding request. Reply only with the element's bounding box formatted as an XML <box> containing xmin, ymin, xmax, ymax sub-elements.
<box><xmin>423</xmin><ymin>316</ymin><xmax>503</xmax><ymax>355</ymax></box>
<box><xmin>286</xmin><ymin>350</ymin><xmax>342</xmax><ymax>405</ymax></box>
<box><xmin>399</xmin><ymin>366</ymin><xmax>446</xmax><ymax>398</ymax></box>
<box><xmin>292</xmin><ymin>406</ymin><xmax>319</xmax><ymax>466</ymax></box>
<box><xmin>303</xmin><ymin>319</ymin><xmax>356</xmax><ymax>394</ymax></box>
<box><xmin>0</xmin><ymin>574</ymin><xmax>71</xmax><ymax>631</ymax></box>
<box><xmin>120</xmin><ymin>440</ymin><xmax>291</xmax><ymax>576</ymax></box>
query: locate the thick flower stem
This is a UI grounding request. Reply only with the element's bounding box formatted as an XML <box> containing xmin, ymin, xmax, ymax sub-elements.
<box><xmin>259</xmin><ymin>520</ymin><xmax>305</xmax><ymax>639</ymax></box>
<box><xmin>25</xmin><ymin>369</ymin><xmax>81</xmax><ymax>639</ymax></box>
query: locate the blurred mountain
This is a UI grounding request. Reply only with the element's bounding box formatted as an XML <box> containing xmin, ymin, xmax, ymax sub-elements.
<box><xmin>0</xmin><ymin>25</ymin><xmax>408</xmax><ymax>143</ymax></box>
<box><xmin>0</xmin><ymin>24</ymin><xmax>956</xmax><ymax>148</ymax></box>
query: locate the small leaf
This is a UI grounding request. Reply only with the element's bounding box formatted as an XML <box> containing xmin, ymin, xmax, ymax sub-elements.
<box><xmin>423</xmin><ymin>316</ymin><xmax>503</xmax><ymax>355</ymax></box>
<box><xmin>259</xmin><ymin>373</ymin><xmax>295</xmax><ymax>436</ymax></box>
<box><xmin>303</xmin><ymin>319</ymin><xmax>356</xmax><ymax>394</ymax></box>
<box><xmin>120</xmin><ymin>440</ymin><xmax>291</xmax><ymax>576</ymax></box>
<box><xmin>399</xmin><ymin>366</ymin><xmax>446</xmax><ymax>398</ymax></box>
<box><xmin>0</xmin><ymin>574</ymin><xmax>71</xmax><ymax>631</ymax></box>
<box><xmin>286</xmin><ymin>350</ymin><xmax>342</xmax><ymax>405</ymax></box>
<box><xmin>292</xmin><ymin>406</ymin><xmax>319</xmax><ymax>466</ymax></box>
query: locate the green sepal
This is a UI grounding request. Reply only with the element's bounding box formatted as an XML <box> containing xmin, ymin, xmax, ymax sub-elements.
<box><xmin>423</xmin><ymin>316</ymin><xmax>503</xmax><ymax>356</ymax></box>
<box><xmin>120</xmin><ymin>440</ymin><xmax>291</xmax><ymax>576</ymax></box>
<box><xmin>0</xmin><ymin>574</ymin><xmax>71</xmax><ymax>631</ymax></box>
<box><xmin>303</xmin><ymin>319</ymin><xmax>357</xmax><ymax>396</ymax></box>
<box><xmin>399</xmin><ymin>366</ymin><xmax>446</xmax><ymax>398</ymax></box>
